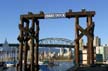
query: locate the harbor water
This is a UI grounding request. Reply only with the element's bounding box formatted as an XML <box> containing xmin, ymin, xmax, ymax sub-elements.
<box><xmin>3</xmin><ymin>61</ymin><xmax>74</xmax><ymax>71</ymax></box>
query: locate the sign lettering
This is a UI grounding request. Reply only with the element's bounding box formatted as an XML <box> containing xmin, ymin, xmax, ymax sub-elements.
<box><xmin>45</xmin><ymin>13</ymin><xmax>65</xmax><ymax>18</ymax></box>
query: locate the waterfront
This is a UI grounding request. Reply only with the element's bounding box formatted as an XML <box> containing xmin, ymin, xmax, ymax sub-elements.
<box><xmin>3</xmin><ymin>61</ymin><xmax>74</xmax><ymax>71</ymax></box>
<box><xmin>0</xmin><ymin>40</ymin><xmax>74</xmax><ymax>71</ymax></box>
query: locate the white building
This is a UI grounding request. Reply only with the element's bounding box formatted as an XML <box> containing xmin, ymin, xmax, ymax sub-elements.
<box><xmin>96</xmin><ymin>45</ymin><xmax>108</xmax><ymax>62</ymax></box>
<box><xmin>0</xmin><ymin>39</ymin><xmax>18</xmax><ymax>62</ymax></box>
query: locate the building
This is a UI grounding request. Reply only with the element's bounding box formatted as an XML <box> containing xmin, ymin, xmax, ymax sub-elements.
<box><xmin>96</xmin><ymin>45</ymin><xmax>108</xmax><ymax>62</ymax></box>
<box><xmin>93</xmin><ymin>36</ymin><xmax>101</xmax><ymax>47</ymax></box>
<box><xmin>79</xmin><ymin>38</ymin><xmax>84</xmax><ymax>50</ymax></box>
<box><xmin>81</xmin><ymin>47</ymin><xmax>87</xmax><ymax>64</ymax></box>
<box><xmin>0</xmin><ymin>39</ymin><xmax>18</xmax><ymax>62</ymax></box>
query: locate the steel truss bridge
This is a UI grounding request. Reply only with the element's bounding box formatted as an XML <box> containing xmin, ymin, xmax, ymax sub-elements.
<box><xmin>0</xmin><ymin>38</ymin><xmax>74</xmax><ymax>48</ymax></box>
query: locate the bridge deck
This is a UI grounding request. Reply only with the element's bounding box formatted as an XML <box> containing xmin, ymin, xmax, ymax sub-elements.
<box><xmin>0</xmin><ymin>43</ymin><xmax>74</xmax><ymax>48</ymax></box>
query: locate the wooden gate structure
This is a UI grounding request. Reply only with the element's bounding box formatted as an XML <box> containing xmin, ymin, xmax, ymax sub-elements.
<box><xmin>17</xmin><ymin>9</ymin><xmax>95</xmax><ymax>71</ymax></box>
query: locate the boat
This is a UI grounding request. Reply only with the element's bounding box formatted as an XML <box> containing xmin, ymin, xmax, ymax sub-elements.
<box><xmin>39</xmin><ymin>60</ymin><xmax>50</xmax><ymax>71</ymax></box>
<box><xmin>5</xmin><ymin>61</ymin><xmax>16</xmax><ymax>67</ymax></box>
<box><xmin>39</xmin><ymin>60</ymin><xmax>59</xmax><ymax>71</ymax></box>
<box><xmin>39</xmin><ymin>61</ymin><xmax>44</xmax><ymax>65</ymax></box>
<box><xmin>39</xmin><ymin>60</ymin><xmax>49</xmax><ymax>65</ymax></box>
<box><xmin>39</xmin><ymin>60</ymin><xmax>59</xmax><ymax>66</ymax></box>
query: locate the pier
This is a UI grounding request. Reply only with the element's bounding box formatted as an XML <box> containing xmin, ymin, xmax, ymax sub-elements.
<box><xmin>16</xmin><ymin>9</ymin><xmax>97</xmax><ymax>71</ymax></box>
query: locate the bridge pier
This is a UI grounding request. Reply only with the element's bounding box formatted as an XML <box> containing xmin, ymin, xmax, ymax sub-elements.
<box><xmin>74</xmin><ymin>12</ymin><xmax>95</xmax><ymax>66</ymax></box>
<box><xmin>17</xmin><ymin>17</ymin><xmax>39</xmax><ymax>71</ymax></box>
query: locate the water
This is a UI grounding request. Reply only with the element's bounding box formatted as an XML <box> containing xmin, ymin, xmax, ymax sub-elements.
<box><xmin>4</xmin><ymin>48</ymin><xmax>74</xmax><ymax>71</ymax></box>
<box><xmin>47</xmin><ymin>61</ymin><xmax>74</xmax><ymax>71</ymax></box>
<box><xmin>3</xmin><ymin>67</ymin><xmax>16</xmax><ymax>71</ymax></box>
<box><xmin>4</xmin><ymin>61</ymin><xmax>74</xmax><ymax>71</ymax></box>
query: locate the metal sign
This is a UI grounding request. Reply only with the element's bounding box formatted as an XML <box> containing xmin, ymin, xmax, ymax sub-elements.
<box><xmin>45</xmin><ymin>13</ymin><xmax>65</xmax><ymax>18</ymax></box>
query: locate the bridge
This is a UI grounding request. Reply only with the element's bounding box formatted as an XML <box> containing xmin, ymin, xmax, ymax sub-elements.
<box><xmin>0</xmin><ymin>38</ymin><xmax>74</xmax><ymax>48</ymax></box>
<box><xmin>39</xmin><ymin>38</ymin><xmax>74</xmax><ymax>48</ymax></box>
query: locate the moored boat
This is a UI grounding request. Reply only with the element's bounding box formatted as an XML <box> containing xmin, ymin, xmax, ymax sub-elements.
<box><xmin>5</xmin><ymin>61</ymin><xmax>16</xmax><ymax>67</ymax></box>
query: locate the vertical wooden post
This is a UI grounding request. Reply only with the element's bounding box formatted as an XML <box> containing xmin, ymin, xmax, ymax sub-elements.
<box><xmin>87</xmin><ymin>16</ymin><xmax>94</xmax><ymax>65</ymax></box>
<box><xmin>19</xmin><ymin>19</ymin><xmax>24</xmax><ymax>71</ymax></box>
<box><xmin>91</xmin><ymin>22</ymin><xmax>95</xmax><ymax>64</ymax></box>
<box><xmin>24</xmin><ymin>20</ymin><xmax>29</xmax><ymax>71</ymax></box>
<box><xmin>31</xmin><ymin>19</ymin><xmax>35</xmax><ymax>71</ymax></box>
<box><xmin>87</xmin><ymin>17</ymin><xmax>90</xmax><ymax>65</ymax></box>
<box><xmin>35</xmin><ymin>19</ymin><xmax>39</xmax><ymax>71</ymax></box>
<box><xmin>75</xmin><ymin>16</ymin><xmax>80</xmax><ymax>66</ymax></box>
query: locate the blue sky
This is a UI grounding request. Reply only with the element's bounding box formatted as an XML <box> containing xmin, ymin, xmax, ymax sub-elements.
<box><xmin>0</xmin><ymin>0</ymin><xmax>108</xmax><ymax>45</ymax></box>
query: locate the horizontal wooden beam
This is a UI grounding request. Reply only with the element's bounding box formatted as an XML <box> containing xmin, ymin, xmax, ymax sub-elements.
<box><xmin>20</xmin><ymin>10</ymin><xmax>95</xmax><ymax>19</ymax></box>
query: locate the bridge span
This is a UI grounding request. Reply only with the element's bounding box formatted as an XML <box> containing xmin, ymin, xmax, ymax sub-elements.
<box><xmin>0</xmin><ymin>38</ymin><xmax>74</xmax><ymax>48</ymax></box>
